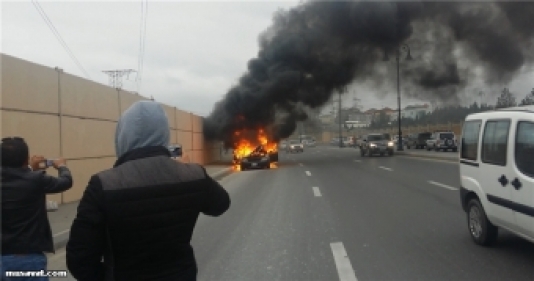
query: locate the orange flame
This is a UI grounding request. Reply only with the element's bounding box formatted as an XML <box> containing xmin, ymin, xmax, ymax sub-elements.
<box><xmin>232</xmin><ymin>127</ymin><xmax>278</xmax><ymax>164</ymax></box>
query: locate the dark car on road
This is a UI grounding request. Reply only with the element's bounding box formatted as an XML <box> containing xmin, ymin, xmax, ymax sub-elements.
<box><xmin>406</xmin><ymin>132</ymin><xmax>432</xmax><ymax>149</ymax></box>
<box><xmin>426</xmin><ymin>131</ymin><xmax>458</xmax><ymax>152</ymax></box>
<box><xmin>168</xmin><ymin>144</ymin><xmax>183</xmax><ymax>159</ymax></box>
<box><xmin>360</xmin><ymin>133</ymin><xmax>395</xmax><ymax>156</ymax></box>
<box><xmin>240</xmin><ymin>145</ymin><xmax>273</xmax><ymax>170</ymax></box>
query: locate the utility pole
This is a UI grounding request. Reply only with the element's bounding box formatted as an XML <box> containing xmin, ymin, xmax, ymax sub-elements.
<box><xmin>102</xmin><ymin>69</ymin><xmax>136</xmax><ymax>90</ymax></box>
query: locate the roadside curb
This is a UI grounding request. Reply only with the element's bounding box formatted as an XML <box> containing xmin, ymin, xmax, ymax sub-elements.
<box><xmin>396</xmin><ymin>151</ymin><xmax>458</xmax><ymax>163</ymax></box>
<box><xmin>211</xmin><ymin>167</ymin><xmax>233</xmax><ymax>181</ymax></box>
<box><xmin>54</xmin><ymin>233</ymin><xmax>70</xmax><ymax>251</ymax></box>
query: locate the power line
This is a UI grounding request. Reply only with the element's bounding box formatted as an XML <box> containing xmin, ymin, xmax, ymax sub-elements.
<box><xmin>136</xmin><ymin>1</ymin><xmax>144</xmax><ymax>86</ymax></box>
<box><xmin>140</xmin><ymin>1</ymin><xmax>148</xmax><ymax>87</ymax></box>
<box><xmin>31</xmin><ymin>0</ymin><xmax>91</xmax><ymax>79</ymax></box>
<box><xmin>136</xmin><ymin>0</ymin><xmax>148</xmax><ymax>93</ymax></box>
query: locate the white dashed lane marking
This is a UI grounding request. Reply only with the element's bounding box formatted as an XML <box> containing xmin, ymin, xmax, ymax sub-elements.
<box><xmin>379</xmin><ymin>166</ymin><xmax>393</xmax><ymax>171</ymax></box>
<box><xmin>306</xmin><ymin>171</ymin><xmax>312</xmax><ymax>176</ymax></box>
<box><xmin>330</xmin><ymin>242</ymin><xmax>358</xmax><ymax>281</ymax></box>
<box><xmin>428</xmin><ymin>180</ymin><xmax>458</xmax><ymax>191</ymax></box>
<box><xmin>312</xmin><ymin>187</ymin><xmax>322</xmax><ymax>197</ymax></box>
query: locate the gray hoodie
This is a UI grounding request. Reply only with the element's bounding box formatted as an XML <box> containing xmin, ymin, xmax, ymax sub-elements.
<box><xmin>115</xmin><ymin>101</ymin><xmax>170</xmax><ymax>158</ymax></box>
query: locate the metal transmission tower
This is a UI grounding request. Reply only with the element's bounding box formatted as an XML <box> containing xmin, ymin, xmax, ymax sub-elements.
<box><xmin>102</xmin><ymin>69</ymin><xmax>136</xmax><ymax>90</ymax></box>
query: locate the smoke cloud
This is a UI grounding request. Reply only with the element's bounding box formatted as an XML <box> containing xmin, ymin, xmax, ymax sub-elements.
<box><xmin>204</xmin><ymin>1</ymin><xmax>534</xmax><ymax>147</ymax></box>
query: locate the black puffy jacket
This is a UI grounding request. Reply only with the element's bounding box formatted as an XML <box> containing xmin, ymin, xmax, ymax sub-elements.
<box><xmin>1</xmin><ymin>166</ymin><xmax>73</xmax><ymax>254</ymax></box>
<box><xmin>66</xmin><ymin>146</ymin><xmax>231</xmax><ymax>281</ymax></box>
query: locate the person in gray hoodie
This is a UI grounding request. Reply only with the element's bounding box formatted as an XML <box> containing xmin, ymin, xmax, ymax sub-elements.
<box><xmin>66</xmin><ymin>101</ymin><xmax>230</xmax><ymax>281</ymax></box>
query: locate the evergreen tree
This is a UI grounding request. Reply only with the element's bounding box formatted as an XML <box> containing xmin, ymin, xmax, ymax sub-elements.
<box><xmin>495</xmin><ymin>88</ymin><xmax>517</xmax><ymax>109</ymax></box>
<box><xmin>520</xmin><ymin>88</ymin><xmax>534</xmax><ymax>106</ymax></box>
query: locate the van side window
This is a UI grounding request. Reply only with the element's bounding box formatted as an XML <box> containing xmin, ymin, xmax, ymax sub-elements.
<box><xmin>461</xmin><ymin>120</ymin><xmax>481</xmax><ymax>161</ymax></box>
<box><xmin>482</xmin><ymin>120</ymin><xmax>510</xmax><ymax>166</ymax></box>
<box><xmin>515</xmin><ymin>122</ymin><xmax>534</xmax><ymax>178</ymax></box>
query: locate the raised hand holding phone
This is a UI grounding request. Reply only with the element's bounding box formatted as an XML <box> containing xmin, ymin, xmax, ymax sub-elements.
<box><xmin>30</xmin><ymin>155</ymin><xmax>46</xmax><ymax>170</ymax></box>
<box><xmin>51</xmin><ymin>158</ymin><xmax>67</xmax><ymax>169</ymax></box>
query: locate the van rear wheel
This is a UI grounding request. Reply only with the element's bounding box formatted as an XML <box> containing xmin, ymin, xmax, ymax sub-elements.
<box><xmin>467</xmin><ymin>199</ymin><xmax>498</xmax><ymax>246</ymax></box>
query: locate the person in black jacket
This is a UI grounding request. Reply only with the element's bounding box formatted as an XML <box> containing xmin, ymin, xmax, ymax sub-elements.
<box><xmin>1</xmin><ymin>137</ymin><xmax>73</xmax><ymax>281</ymax></box>
<box><xmin>66</xmin><ymin>101</ymin><xmax>231</xmax><ymax>281</ymax></box>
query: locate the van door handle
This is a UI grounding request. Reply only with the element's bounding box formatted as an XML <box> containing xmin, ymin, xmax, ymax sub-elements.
<box><xmin>498</xmin><ymin>175</ymin><xmax>509</xmax><ymax>187</ymax></box>
<box><xmin>511</xmin><ymin>178</ymin><xmax>522</xmax><ymax>190</ymax></box>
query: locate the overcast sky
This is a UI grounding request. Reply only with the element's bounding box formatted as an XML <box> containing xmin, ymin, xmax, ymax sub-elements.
<box><xmin>3</xmin><ymin>1</ymin><xmax>533</xmax><ymax>117</ymax></box>
<box><xmin>2</xmin><ymin>0</ymin><xmax>301</xmax><ymax>116</ymax></box>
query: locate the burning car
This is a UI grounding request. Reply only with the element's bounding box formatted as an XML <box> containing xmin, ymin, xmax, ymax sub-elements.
<box><xmin>231</xmin><ymin>128</ymin><xmax>279</xmax><ymax>170</ymax></box>
<box><xmin>237</xmin><ymin>145</ymin><xmax>278</xmax><ymax>170</ymax></box>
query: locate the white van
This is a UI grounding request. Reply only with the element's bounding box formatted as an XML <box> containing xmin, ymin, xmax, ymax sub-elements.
<box><xmin>460</xmin><ymin>105</ymin><xmax>534</xmax><ymax>246</ymax></box>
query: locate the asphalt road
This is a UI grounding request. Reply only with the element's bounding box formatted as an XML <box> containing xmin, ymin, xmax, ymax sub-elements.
<box><xmin>48</xmin><ymin>145</ymin><xmax>534</xmax><ymax>280</ymax></box>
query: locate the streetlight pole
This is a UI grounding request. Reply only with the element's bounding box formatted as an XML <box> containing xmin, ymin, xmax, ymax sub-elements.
<box><xmin>299</xmin><ymin>121</ymin><xmax>306</xmax><ymax>143</ymax></box>
<box><xmin>299</xmin><ymin>72</ymin><xmax>313</xmax><ymax>143</ymax></box>
<box><xmin>478</xmin><ymin>91</ymin><xmax>485</xmax><ymax>107</ymax></box>
<box><xmin>385</xmin><ymin>44</ymin><xmax>412</xmax><ymax>151</ymax></box>
<box><xmin>338</xmin><ymin>92</ymin><xmax>343</xmax><ymax>148</ymax></box>
<box><xmin>396</xmin><ymin>49</ymin><xmax>403</xmax><ymax>151</ymax></box>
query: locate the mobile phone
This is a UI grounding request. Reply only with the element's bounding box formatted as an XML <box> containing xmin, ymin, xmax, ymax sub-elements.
<box><xmin>45</xmin><ymin>159</ymin><xmax>55</xmax><ymax>168</ymax></box>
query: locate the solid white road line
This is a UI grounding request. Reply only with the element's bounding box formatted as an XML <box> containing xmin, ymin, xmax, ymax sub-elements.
<box><xmin>306</xmin><ymin>171</ymin><xmax>312</xmax><ymax>176</ymax></box>
<box><xmin>330</xmin><ymin>242</ymin><xmax>358</xmax><ymax>281</ymax></box>
<box><xmin>379</xmin><ymin>166</ymin><xmax>393</xmax><ymax>171</ymax></box>
<box><xmin>428</xmin><ymin>180</ymin><xmax>459</xmax><ymax>191</ymax></box>
<box><xmin>53</xmin><ymin>229</ymin><xmax>70</xmax><ymax>237</ymax></box>
<box><xmin>312</xmin><ymin>187</ymin><xmax>322</xmax><ymax>197</ymax></box>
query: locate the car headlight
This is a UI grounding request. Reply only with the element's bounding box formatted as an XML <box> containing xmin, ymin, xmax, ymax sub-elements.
<box><xmin>388</xmin><ymin>142</ymin><xmax>394</xmax><ymax>146</ymax></box>
<box><xmin>262</xmin><ymin>156</ymin><xmax>269</xmax><ymax>161</ymax></box>
<box><xmin>241</xmin><ymin>158</ymin><xmax>248</xmax><ymax>162</ymax></box>
<box><xmin>370</xmin><ymin>143</ymin><xmax>377</xmax><ymax>147</ymax></box>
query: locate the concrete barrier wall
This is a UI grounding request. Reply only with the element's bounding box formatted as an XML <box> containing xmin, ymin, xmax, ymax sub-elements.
<box><xmin>1</xmin><ymin>54</ymin><xmax>222</xmax><ymax>203</ymax></box>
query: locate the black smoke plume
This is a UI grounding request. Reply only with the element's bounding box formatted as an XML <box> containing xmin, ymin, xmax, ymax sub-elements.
<box><xmin>204</xmin><ymin>1</ymin><xmax>534</xmax><ymax>147</ymax></box>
